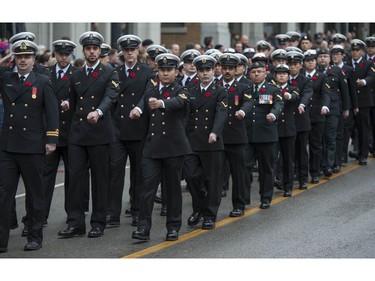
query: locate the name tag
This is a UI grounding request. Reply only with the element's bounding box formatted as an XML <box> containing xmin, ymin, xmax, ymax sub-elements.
<box><xmin>259</xmin><ymin>94</ymin><xmax>273</xmax><ymax>104</ymax></box>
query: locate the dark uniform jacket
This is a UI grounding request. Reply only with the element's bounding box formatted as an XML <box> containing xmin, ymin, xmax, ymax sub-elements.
<box><xmin>276</xmin><ymin>85</ymin><xmax>300</xmax><ymax>138</ymax></box>
<box><xmin>114</xmin><ymin>62</ymin><xmax>154</xmax><ymax>141</ymax></box>
<box><xmin>289</xmin><ymin>74</ymin><xmax>313</xmax><ymax>132</ymax></box>
<box><xmin>351</xmin><ymin>58</ymin><xmax>375</xmax><ymax>108</ymax></box>
<box><xmin>178</xmin><ymin>73</ymin><xmax>200</xmax><ymax>89</ymax></box>
<box><xmin>142</xmin><ymin>81</ymin><xmax>192</xmax><ymax>159</ymax></box>
<box><xmin>245</xmin><ymin>81</ymin><xmax>284</xmax><ymax>143</ymax></box>
<box><xmin>0</xmin><ymin>71</ymin><xmax>59</xmax><ymax>153</ymax></box>
<box><xmin>340</xmin><ymin>64</ymin><xmax>358</xmax><ymax>109</ymax></box>
<box><xmin>48</xmin><ymin>64</ymin><xmax>78</xmax><ymax>146</ymax></box>
<box><xmin>222</xmin><ymin>82</ymin><xmax>252</xmax><ymax>144</ymax></box>
<box><xmin>69</xmin><ymin>62</ymin><xmax>119</xmax><ymax>146</ymax></box>
<box><xmin>186</xmin><ymin>82</ymin><xmax>228</xmax><ymax>151</ymax></box>
<box><xmin>301</xmin><ymin>70</ymin><xmax>330</xmax><ymax>124</ymax></box>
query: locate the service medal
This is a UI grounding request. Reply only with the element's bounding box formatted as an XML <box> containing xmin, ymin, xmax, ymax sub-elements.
<box><xmin>234</xmin><ymin>95</ymin><xmax>239</xmax><ymax>106</ymax></box>
<box><xmin>32</xmin><ymin>87</ymin><xmax>38</xmax><ymax>99</ymax></box>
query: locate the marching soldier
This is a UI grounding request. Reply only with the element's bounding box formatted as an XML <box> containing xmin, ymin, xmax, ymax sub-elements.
<box><xmin>43</xmin><ymin>40</ymin><xmax>81</xmax><ymax>225</ymax></box>
<box><xmin>58</xmin><ymin>31</ymin><xmax>119</xmax><ymax>239</ymax></box>
<box><xmin>219</xmin><ymin>53</ymin><xmax>251</xmax><ymax>217</ymax></box>
<box><xmin>145</xmin><ymin>44</ymin><xmax>168</xmax><ymax>72</ymax></box>
<box><xmin>0</xmin><ymin>40</ymin><xmax>59</xmax><ymax>252</ymax></box>
<box><xmin>275</xmin><ymin>34</ymin><xmax>291</xmax><ymax>50</ymax></box>
<box><xmin>235</xmin><ymin>53</ymin><xmax>251</xmax><ymax>85</ymax></box>
<box><xmin>350</xmin><ymin>39</ymin><xmax>375</xmax><ymax>165</ymax></box>
<box><xmin>183</xmin><ymin>55</ymin><xmax>228</xmax><ymax>230</ymax></box>
<box><xmin>131</xmin><ymin>53</ymin><xmax>191</xmax><ymax>241</ymax></box>
<box><xmin>273</xmin><ymin>64</ymin><xmax>300</xmax><ymax>197</ymax></box>
<box><xmin>245</xmin><ymin>61</ymin><xmax>284</xmax><ymax>209</ymax></box>
<box><xmin>286</xmin><ymin>50</ymin><xmax>313</xmax><ymax>190</ymax></box>
<box><xmin>106</xmin><ymin>35</ymin><xmax>154</xmax><ymax>227</ymax></box>
<box><xmin>287</xmin><ymin>31</ymin><xmax>302</xmax><ymax>48</ymax></box>
<box><xmin>316</xmin><ymin>47</ymin><xmax>350</xmax><ymax>176</ymax></box>
<box><xmin>302</xmin><ymin>49</ymin><xmax>330</xmax><ymax>184</ymax></box>
<box><xmin>205</xmin><ymin>49</ymin><xmax>223</xmax><ymax>85</ymax></box>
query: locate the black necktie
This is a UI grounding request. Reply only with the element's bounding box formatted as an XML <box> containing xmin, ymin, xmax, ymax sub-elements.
<box><xmin>185</xmin><ymin>77</ymin><xmax>191</xmax><ymax>86</ymax></box>
<box><xmin>225</xmin><ymin>83</ymin><xmax>230</xmax><ymax>89</ymax></box>
<box><xmin>87</xmin><ymin>67</ymin><xmax>93</xmax><ymax>76</ymax></box>
<box><xmin>57</xmin><ymin>69</ymin><xmax>64</xmax><ymax>80</ymax></box>
<box><xmin>307</xmin><ymin>74</ymin><xmax>312</xmax><ymax>79</ymax></box>
<box><xmin>201</xmin><ymin>88</ymin><xmax>206</xmax><ymax>94</ymax></box>
<box><xmin>214</xmin><ymin>77</ymin><xmax>219</xmax><ymax>84</ymax></box>
<box><xmin>160</xmin><ymin>86</ymin><xmax>166</xmax><ymax>94</ymax></box>
<box><xmin>254</xmin><ymin>84</ymin><xmax>258</xmax><ymax>93</ymax></box>
<box><xmin>19</xmin><ymin>75</ymin><xmax>25</xmax><ymax>84</ymax></box>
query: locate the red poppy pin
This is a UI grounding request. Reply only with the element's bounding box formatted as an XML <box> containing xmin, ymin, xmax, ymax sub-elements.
<box><xmin>193</xmin><ymin>78</ymin><xmax>199</xmax><ymax>83</ymax></box>
<box><xmin>328</xmin><ymin>67</ymin><xmax>332</xmax><ymax>73</ymax></box>
<box><xmin>312</xmin><ymin>75</ymin><xmax>317</xmax><ymax>81</ymax></box>
<box><xmin>229</xmin><ymin>86</ymin><xmax>235</xmax><ymax>92</ymax></box>
<box><xmin>342</xmin><ymin>69</ymin><xmax>347</xmax><ymax>74</ymax></box>
<box><xmin>62</xmin><ymin>75</ymin><xmax>68</xmax><ymax>81</ymax></box>
<box><xmin>25</xmin><ymin>81</ymin><xmax>31</xmax><ymax>87</ymax></box>
<box><xmin>292</xmin><ymin>80</ymin><xmax>297</xmax><ymax>86</ymax></box>
<box><xmin>266</xmin><ymin>66</ymin><xmax>269</xmax><ymax>71</ymax></box>
<box><xmin>205</xmin><ymin>92</ymin><xmax>211</xmax><ymax>98</ymax></box>
<box><xmin>163</xmin><ymin>92</ymin><xmax>170</xmax><ymax>98</ymax></box>
<box><xmin>129</xmin><ymin>71</ymin><xmax>136</xmax><ymax>78</ymax></box>
<box><xmin>281</xmin><ymin>89</ymin><xmax>286</xmax><ymax>94</ymax></box>
<box><xmin>259</xmin><ymin>87</ymin><xmax>266</xmax><ymax>93</ymax></box>
<box><xmin>359</xmin><ymin>62</ymin><xmax>364</xmax><ymax>68</ymax></box>
<box><xmin>92</xmin><ymin>72</ymin><xmax>99</xmax><ymax>78</ymax></box>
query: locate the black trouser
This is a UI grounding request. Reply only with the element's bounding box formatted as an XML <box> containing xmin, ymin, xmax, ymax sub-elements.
<box><xmin>244</xmin><ymin>143</ymin><xmax>255</xmax><ymax>205</ymax></box>
<box><xmin>0</xmin><ymin>151</ymin><xmax>45</xmax><ymax>248</ymax></box>
<box><xmin>309</xmin><ymin>123</ymin><xmax>325</xmax><ymax>177</ymax></box>
<box><xmin>343</xmin><ymin>109</ymin><xmax>357</xmax><ymax>159</ymax></box>
<box><xmin>224</xmin><ymin>144</ymin><xmax>246</xmax><ymax>210</ymax></box>
<box><xmin>137</xmin><ymin>156</ymin><xmax>184</xmax><ymax>232</ymax></box>
<box><xmin>294</xmin><ymin>130</ymin><xmax>310</xmax><ymax>183</ymax></box>
<box><xmin>247</xmin><ymin>142</ymin><xmax>277</xmax><ymax>204</ymax></box>
<box><xmin>67</xmin><ymin>144</ymin><xmax>110</xmax><ymax>230</ymax></box>
<box><xmin>278</xmin><ymin>136</ymin><xmax>296</xmax><ymax>192</ymax></box>
<box><xmin>107</xmin><ymin>140</ymin><xmax>143</xmax><ymax>219</ymax></box>
<box><xmin>322</xmin><ymin>115</ymin><xmax>339</xmax><ymax>169</ymax></box>
<box><xmin>184</xmin><ymin>151</ymin><xmax>224</xmax><ymax>221</ymax></box>
<box><xmin>334</xmin><ymin>113</ymin><xmax>345</xmax><ymax>167</ymax></box>
<box><xmin>355</xmin><ymin>107</ymin><xmax>371</xmax><ymax>160</ymax></box>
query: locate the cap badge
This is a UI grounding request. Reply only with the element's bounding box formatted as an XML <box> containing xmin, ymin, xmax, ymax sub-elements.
<box><xmin>155</xmin><ymin>48</ymin><xmax>159</xmax><ymax>54</ymax></box>
<box><xmin>89</xmin><ymin>34</ymin><xmax>94</xmax><ymax>40</ymax></box>
<box><xmin>62</xmin><ymin>42</ymin><xmax>66</xmax><ymax>48</ymax></box>
<box><xmin>20</xmin><ymin>42</ymin><xmax>27</xmax><ymax>50</ymax></box>
<box><xmin>190</xmin><ymin>53</ymin><xmax>194</xmax><ymax>58</ymax></box>
<box><xmin>163</xmin><ymin>56</ymin><xmax>167</xmax><ymax>63</ymax></box>
<box><xmin>226</xmin><ymin>55</ymin><xmax>230</xmax><ymax>61</ymax></box>
<box><xmin>202</xmin><ymin>58</ymin><xmax>206</xmax><ymax>63</ymax></box>
<box><xmin>127</xmin><ymin>38</ymin><xmax>131</xmax><ymax>45</ymax></box>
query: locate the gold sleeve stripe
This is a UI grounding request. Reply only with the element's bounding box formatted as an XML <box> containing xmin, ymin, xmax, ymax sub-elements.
<box><xmin>277</xmin><ymin>95</ymin><xmax>282</xmax><ymax>100</ymax></box>
<box><xmin>46</xmin><ymin>132</ymin><xmax>59</xmax><ymax>136</ymax></box>
<box><xmin>112</xmin><ymin>80</ymin><xmax>119</xmax><ymax>88</ymax></box>
<box><xmin>179</xmin><ymin>93</ymin><xmax>188</xmax><ymax>99</ymax></box>
<box><xmin>244</xmin><ymin>94</ymin><xmax>251</xmax><ymax>99</ymax></box>
<box><xmin>293</xmin><ymin>91</ymin><xmax>299</xmax><ymax>95</ymax></box>
<box><xmin>325</xmin><ymin>83</ymin><xmax>331</xmax><ymax>89</ymax></box>
<box><xmin>371</xmin><ymin>67</ymin><xmax>375</xmax><ymax>72</ymax></box>
<box><xmin>221</xmin><ymin>101</ymin><xmax>228</xmax><ymax>108</ymax></box>
<box><xmin>151</xmin><ymin>79</ymin><xmax>157</xmax><ymax>86</ymax></box>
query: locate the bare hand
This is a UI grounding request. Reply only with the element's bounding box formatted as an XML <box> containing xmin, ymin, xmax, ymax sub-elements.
<box><xmin>129</xmin><ymin>108</ymin><xmax>141</xmax><ymax>119</ymax></box>
<box><xmin>61</xmin><ymin>100</ymin><xmax>69</xmax><ymax>111</ymax></box>
<box><xmin>321</xmin><ymin>107</ymin><xmax>329</xmax><ymax>115</ymax></box>
<box><xmin>208</xmin><ymin>133</ymin><xmax>217</xmax><ymax>144</ymax></box>
<box><xmin>235</xmin><ymin>111</ymin><xmax>245</xmax><ymax>120</ymax></box>
<box><xmin>45</xmin><ymin>143</ymin><xmax>56</xmax><ymax>155</ymax></box>
<box><xmin>284</xmin><ymin>92</ymin><xmax>291</xmax><ymax>100</ymax></box>
<box><xmin>149</xmin><ymin>97</ymin><xmax>162</xmax><ymax>110</ymax></box>
<box><xmin>266</xmin><ymin>113</ymin><xmax>275</xmax><ymax>122</ymax></box>
<box><xmin>87</xmin><ymin>111</ymin><xmax>99</xmax><ymax>124</ymax></box>
<box><xmin>356</xmin><ymin>79</ymin><xmax>365</xmax><ymax>87</ymax></box>
<box><xmin>298</xmin><ymin>105</ymin><xmax>305</xmax><ymax>114</ymax></box>
<box><xmin>354</xmin><ymin>108</ymin><xmax>359</xmax><ymax>115</ymax></box>
<box><xmin>342</xmin><ymin>110</ymin><xmax>349</xmax><ymax>119</ymax></box>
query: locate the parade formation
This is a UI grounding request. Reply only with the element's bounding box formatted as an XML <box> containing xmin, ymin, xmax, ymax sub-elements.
<box><xmin>0</xmin><ymin>28</ymin><xmax>375</xmax><ymax>254</ymax></box>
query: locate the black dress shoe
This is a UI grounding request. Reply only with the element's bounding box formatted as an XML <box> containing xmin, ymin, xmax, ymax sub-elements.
<box><xmin>229</xmin><ymin>209</ymin><xmax>244</xmax><ymax>217</ymax></box>
<box><xmin>21</xmin><ymin>226</ymin><xmax>28</xmax><ymax>237</ymax></box>
<box><xmin>166</xmin><ymin>230</ymin><xmax>179</xmax><ymax>241</ymax></box>
<box><xmin>260</xmin><ymin>202</ymin><xmax>270</xmax><ymax>209</ymax></box>
<box><xmin>132</xmin><ymin>229</ymin><xmax>150</xmax><ymax>241</ymax></box>
<box><xmin>0</xmin><ymin>247</ymin><xmax>7</xmax><ymax>253</ymax></box>
<box><xmin>131</xmin><ymin>216</ymin><xmax>138</xmax><ymax>226</ymax></box>
<box><xmin>187</xmin><ymin>212</ymin><xmax>202</xmax><ymax>226</ymax></box>
<box><xmin>299</xmin><ymin>182</ymin><xmax>308</xmax><ymax>190</ymax></box>
<box><xmin>221</xmin><ymin>190</ymin><xmax>227</xmax><ymax>197</ymax></box>
<box><xmin>88</xmin><ymin>227</ymin><xmax>104</xmax><ymax>238</ymax></box>
<box><xmin>160</xmin><ymin>205</ymin><xmax>167</xmax><ymax>216</ymax></box>
<box><xmin>359</xmin><ymin>158</ymin><xmax>367</xmax><ymax>166</ymax></box>
<box><xmin>106</xmin><ymin>216</ymin><xmax>120</xmax><ymax>228</ymax></box>
<box><xmin>332</xmin><ymin>166</ymin><xmax>341</xmax><ymax>173</ymax></box>
<box><xmin>24</xmin><ymin>241</ymin><xmax>42</xmax><ymax>251</ymax></box>
<box><xmin>58</xmin><ymin>227</ymin><xmax>86</xmax><ymax>238</ymax></box>
<box><xmin>274</xmin><ymin>179</ymin><xmax>283</xmax><ymax>190</ymax></box>
<box><xmin>349</xmin><ymin>151</ymin><xmax>359</xmax><ymax>160</ymax></box>
<box><xmin>283</xmin><ymin>190</ymin><xmax>292</xmax><ymax>197</ymax></box>
<box><xmin>202</xmin><ymin>219</ymin><xmax>215</xmax><ymax>230</ymax></box>
<box><xmin>323</xmin><ymin>167</ymin><xmax>333</xmax><ymax>177</ymax></box>
<box><xmin>311</xmin><ymin>176</ymin><xmax>320</xmax><ymax>184</ymax></box>
<box><xmin>154</xmin><ymin>194</ymin><xmax>162</xmax><ymax>204</ymax></box>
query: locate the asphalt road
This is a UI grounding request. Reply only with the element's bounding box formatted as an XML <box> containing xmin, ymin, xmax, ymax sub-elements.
<box><xmin>2</xmin><ymin>157</ymin><xmax>375</xmax><ymax>280</ymax></box>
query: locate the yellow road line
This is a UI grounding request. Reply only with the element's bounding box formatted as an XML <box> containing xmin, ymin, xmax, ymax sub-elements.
<box><xmin>122</xmin><ymin>159</ymin><xmax>369</xmax><ymax>259</ymax></box>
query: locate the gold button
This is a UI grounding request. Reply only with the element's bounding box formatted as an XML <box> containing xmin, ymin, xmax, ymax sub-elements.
<box><xmin>196</xmin><ymin>109</ymin><xmax>199</xmax><ymax>112</ymax></box>
<box><xmin>229</xmin><ymin>106</ymin><xmax>232</xmax><ymax>109</ymax></box>
<box><xmin>162</xmin><ymin>132</ymin><xmax>166</xmax><ymax>135</ymax></box>
<box><xmin>132</xmin><ymin>104</ymin><xmax>135</xmax><ymax>107</ymax></box>
<box><xmin>9</xmin><ymin>126</ymin><xmax>13</xmax><ymax>129</ymax></box>
<box><xmin>120</xmin><ymin>94</ymin><xmax>124</xmax><ymax>97</ymax></box>
<box><xmin>10</xmin><ymin>114</ymin><xmax>13</xmax><ymax>118</ymax></box>
<box><xmin>195</xmin><ymin>117</ymin><xmax>198</xmax><ymax>121</ymax></box>
<box><xmin>80</xmin><ymin>118</ymin><xmax>83</xmax><ymax>121</ymax></box>
<box><xmin>229</xmin><ymin>114</ymin><xmax>232</xmax><ymax>117</ymax></box>
<box><xmin>80</xmin><ymin>107</ymin><xmax>83</xmax><ymax>110</ymax></box>
<box><xmin>121</xmin><ymin>105</ymin><xmax>124</xmax><ymax>108</ymax></box>
<box><xmin>62</xmin><ymin>121</ymin><xmax>65</xmax><ymax>124</ymax></box>
<box><xmin>121</xmin><ymin>115</ymin><xmax>124</xmax><ymax>118</ymax></box>
<box><xmin>24</xmin><ymin>104</ymin><xmax>28</xmax><ymax>107</ymax></box>
<box><xmin>152</xmin><ymin>123</ymin><xmax>154</xmax><ymax>126</ymax></box>
<box><xmin>162</xmin><ymin>122</ymin><xmax>165</xmax><ymax>125</ymax></box>
<box><xmin>23</xmin><ymin>128</ymin><xmax>27</xmax><ymax>131</ymax></box>
<box><xmin>205</xmin><ymin>126</ymin><xmax>208</xmax><ymax>129</ymax></box>
<box><xmin>132</xmin><ymin>93</ymin><xmax>135</xmax><ymax>96</ymax></box>
<box><xmin>12</xmin><ymin>103</ymin><xmax>15</xmax><ymax>106</ymax></box>
<box><xmin>80</xmin><ymin>97</ymin><xmax>83</xmax><ymax>100</ymax></box>
<box><xmin>282</xmin><ymin>113</ymin><xmax>284</xmax><ymax>115</ymax></box>
<box><xmin>61</xmin><ymin>110</ymin><xmax>64</xmax><ymax>113</ymax></box>
<box><xmin>151</xmin><ymin>133</ymin><xmax>154</xmax><ymax>136</ymax></box>
<box><xmin>253</xmin><ymin>120</ymin><xmax>255</xmax><ymax>122</ymax></box>
<box><xmin>24</xmin><ymin>116</ymin><xmax>27</xmax><ymax>119</ymax></box>
<box><xmin>91</xmin><ymin>96</ymin><xmax>95</xmax><ymax>99</ymax></box>
<box><xmin>282</xmin><ymin>120</ymin><xmax>285</xmax><ymax>122</ymax></box>
<box><xmin>161</xmin><ymin>112</ymin><xmax>165</xmax><ymax>115</ymax></box>
<box><xmin>195</xmin><ymin>126</ymin><xmax>198</xmax><ymax>129</ymax></box>
<box><xmin>205</xmin><ymin>118</ymin><xmax>208</xmax><ymax>120</ymax></box>
<box><xmin>152</xmin><ymin>114</ymin><xmax>155</xmax><ymax>117</ymax></box>
<box><xmin>92</xmin><ymin>107</ymin><xmax>95</xmax><ymax>110</ymax></box>
<box><xmin>205</xmin><ymin>109</ymin><xmax>208</xmax><ymax>112</ymax></box>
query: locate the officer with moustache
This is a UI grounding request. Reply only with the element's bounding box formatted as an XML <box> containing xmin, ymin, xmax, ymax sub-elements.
<box><xmin>184</xmin><ymin>55</ymin><xmax>228</xmax><ymax>230</ymax></box>
<box><xmin>286</xmin><ymin>50</ymin><xmax>313</xmax><ymax>190</ymax></box>
<box><xmin>0</xmin><ymin>40</ymin><xmax>59</xmax><ymax>252</ymax></box>
<box><xmin>245</xmin><ymin>61</ymin><xmax>283</xmax><ymax>209</ymax></box>
<box><xmin>218</xmin><ymin>53</ymin><xmax>251</xmax><ymax>216</ymax></box>
<box><xmin>131</xmin><ymin>54</ymin><xmax>191</xmax><ymax>241</ymax></box>
<box><xmin>42</xmin><ymin>40</ymin><xmax>82</xmax><ymax>226</ymax></box>
<box><xmin>106</xmin><ymin>35</ymin><xmax>154</xmax><ymax>228</ymax></box>
<box><xmin>273</xmin><ymin>64</ymin><xmax>300</xmax><ymax>197</ymax></box>
<box><xmin>58</xmin><ymin>31</ymin><xmax>119</xmax><ymax>239</ymax></box>
<box><xmin>350</xmin><ymin>39</ymin><xmax>375</xmax><ymax>165</ymax></box>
